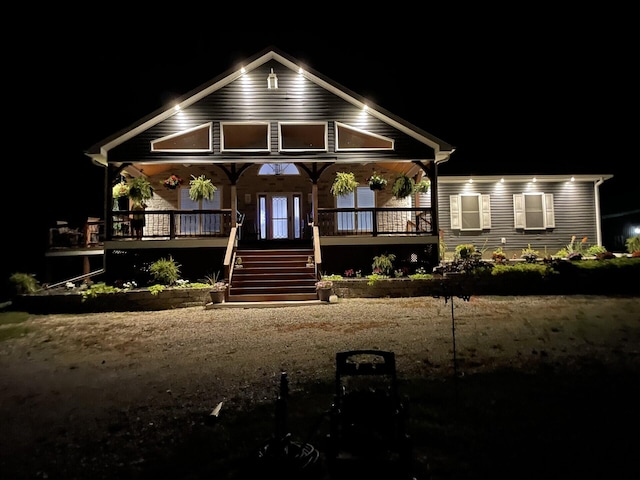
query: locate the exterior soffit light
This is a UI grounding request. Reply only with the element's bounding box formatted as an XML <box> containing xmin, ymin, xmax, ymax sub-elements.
<box><xmin>267</xmin><ymin>68</ymin><xmax>278</xmax><ymax>89</ymax></box>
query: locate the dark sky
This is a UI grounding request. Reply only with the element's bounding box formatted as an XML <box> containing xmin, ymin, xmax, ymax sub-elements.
<box><xmin>5</xmin><ymin>12</ymin><xmax>637</xmax><ymax>278</ymax></box>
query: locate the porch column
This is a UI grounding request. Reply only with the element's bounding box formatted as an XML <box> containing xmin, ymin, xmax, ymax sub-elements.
<box><xmin>231</xmin><ymin>183</ymin><xmax>237</xmax><ymax>227</ymax></box>
<box><xmin>312</xmin><ymin>181</ymin><xmax>318</xmax><ymax>224</ymax></box>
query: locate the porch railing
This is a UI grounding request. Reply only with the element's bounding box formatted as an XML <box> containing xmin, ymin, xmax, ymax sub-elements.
<box><xmin>109</xmin><ymin>209</ymin><xmax>237</xmax><ymax>239</ymax></box>
<box><xmin>49</xmin><ymin>208</ymin><xmax>433</xmax><ymax>249</ymax></box>
<box><xmin>316</xmin><ymin>207</ymin><xmax>433</xmax><ymax>236</ymax></box>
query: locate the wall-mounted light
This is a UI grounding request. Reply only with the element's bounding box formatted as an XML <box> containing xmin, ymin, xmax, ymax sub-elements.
<box><xmin>267</xmin><ymin>68</ymin><xmax>278</xmax><ymax>89</ymax></box>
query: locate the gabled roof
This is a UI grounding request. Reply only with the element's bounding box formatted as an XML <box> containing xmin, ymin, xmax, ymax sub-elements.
<box><xmin>85</xmin><ymin>46</ymin><xmax>455</xmax><ymax>167</ymax></box>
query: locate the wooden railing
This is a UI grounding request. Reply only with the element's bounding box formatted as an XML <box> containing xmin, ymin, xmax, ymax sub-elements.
<box><xmin>108</xmin><ymin>209</ymin><xmax>236</xmax><ymax>239</ymax></box>
<box><xmin>49</xmin><ymin>208</ymin><xmax>433</xmax><ymax>250</ymax></box>
<box><xmin>316</xmin><ymin>207</ymin><xmax>433</xmax><ymax>236</ymax></box>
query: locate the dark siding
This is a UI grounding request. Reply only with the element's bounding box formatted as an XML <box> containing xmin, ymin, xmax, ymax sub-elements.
<box><xmin>438</xmin><ymin>180</ymin><xmax>600</xmax><ymax>258</ymax></box>
<box><xmin>109</xmin><ymin>60</ymin><xmax>434</xmax><ymax>163</ymax></box>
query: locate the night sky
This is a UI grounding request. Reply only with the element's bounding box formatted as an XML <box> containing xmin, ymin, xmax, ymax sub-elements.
<box><xmin>5</xmin><ymin>12</ymin><xmax>636</xmax><ymax>282</ymax></box>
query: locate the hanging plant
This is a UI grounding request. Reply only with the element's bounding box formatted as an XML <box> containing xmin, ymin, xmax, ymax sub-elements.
<box><xmin>367</xmin><ymin>172</ymin><xmax>388</xmax><ymax>190</ymax></box>
<box><xmin>128</xmin><ymin>176</ymin><xmax>154</xmax><ymax>203</ymax></box>
<box><xmin>189</xmin><ymin>174</ymin><xmax>216</xmax><ymax>201</ymax></box>
<box><xmin>162</xmin><ymin>174</ymin><xmax>183</xmax><ymax>190</ymax></box>
<box><xmin>391</xmin><ymin>175</ymin><xmax>415</xmax><ymax>199</ymax></box>
<box><xmin>414</xmin><ymin>179</ymin><xmax>431</xmax><ymax>193</ymax></box>
<box><xmin>331</xmin><ymin>172</ymin><xmax>359</xmax><ymax>197</ymax></box>
<box><xmin>112</xmin><ymin>182</ymin><xmax>129</xmax><ymax>198</ymax></box>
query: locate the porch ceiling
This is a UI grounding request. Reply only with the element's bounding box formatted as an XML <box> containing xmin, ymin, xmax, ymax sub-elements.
<box><xmin>125</xmin><ymin>160</ymin><xmax>425</xmax><ymax>180</ymax></box>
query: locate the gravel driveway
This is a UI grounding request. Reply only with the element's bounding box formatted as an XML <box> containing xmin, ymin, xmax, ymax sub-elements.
<box><xmin>1</xmin><ymin>295</ymin><xmax>639</xmax><ymax>479</ymax></box>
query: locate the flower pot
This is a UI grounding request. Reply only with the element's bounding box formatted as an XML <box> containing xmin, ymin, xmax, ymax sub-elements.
<box><xmin>210</xmin><ymin>290</ymin><xmax>226</xmax><ymax>303</ymax></box>
<box><xmin>317</xmin><ymin>288</ymin><xmax>331</xmax><ymax>302</ymax></box>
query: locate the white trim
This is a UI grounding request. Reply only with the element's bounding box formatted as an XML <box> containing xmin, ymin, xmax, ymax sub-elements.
<box><xmin>334</xmin><ymin>122</ymin><xmax>394</xmax><ymax>151</ymax></box>
<box><xmin>151</xmin><ymin>122</ymin><xmax>213</xmax><ymax>152</ymax></box>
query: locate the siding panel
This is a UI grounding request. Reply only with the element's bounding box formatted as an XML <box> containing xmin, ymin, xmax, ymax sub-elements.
<box><xmin>110</xmin><ymin>61</ymin><xmax>434</xmax><ymax>163</ymax></box>
<box><xmin>439</xmin><ymin>179</ymin><xmax>599</xmax><ymax>258</ymax></box>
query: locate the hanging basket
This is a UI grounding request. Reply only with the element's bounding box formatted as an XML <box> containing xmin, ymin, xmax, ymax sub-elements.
<box><xmin>391</xmin><ymin>175</ymin><xmax>415</xmax><ymax>199</ymax></box>
<box><xmin>331</xmin><ymin>172</ymin><xmax>358</xmax><ymax>197</ymax></box>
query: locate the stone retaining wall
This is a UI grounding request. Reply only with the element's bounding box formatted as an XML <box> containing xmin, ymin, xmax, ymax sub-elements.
<box><xmin>15</xmin><ymin>288</ymin><xmax>211</xmax><ymax>314</ymax></box>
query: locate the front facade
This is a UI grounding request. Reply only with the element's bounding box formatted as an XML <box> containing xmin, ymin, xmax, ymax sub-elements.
<box><xmin>81</xmin><ymin>47</ymin><xmax>454</xmax><ymax>286</ymax></box>
<box><xmin>43</xmin><ymin>47</ymin><xmax>613</xmax><ymax>291</ymax></box>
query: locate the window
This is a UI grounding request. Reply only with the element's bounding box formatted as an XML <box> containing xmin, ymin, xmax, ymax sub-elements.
<box><xmin>278</xmin><ymin>122</ymin><xmax>327</xmax><ymax>152</ymax></box>
<box><xmin>335</xmin><ymin>122</ymin><xmax>394</xmax><ymax>151</ymax></box>
<box><xmin>221</xmin><ymin>122</ymin><xmax>270</xmax><ymax>152</ymax></box>
<box><xmin>513</xmin><ymin>193</ymin><xmax>555</xmax><ymax>230</ymax></box>
<box><xmin>258</xmin><ymin>163</ymin><xmax>300</xmax><ymax>175</ymax></box>
<box><xmin>450</xmin><ymin>194</ymin><xmax>491</xmax><ymax>231</ymax></box>
<box><xmin>151</xmin><ymin>123</ymin><xmax>212</xmax><ymax>152</ymax></box>
<box><xmin>179</xmin><ymin>187</ymin><xmax>222</xmax><ymax>234</ymax></box>
<box><xmin>337</xmin><ymin>187</ymin><xmax>375</xmax><ymax>232</ymax></box>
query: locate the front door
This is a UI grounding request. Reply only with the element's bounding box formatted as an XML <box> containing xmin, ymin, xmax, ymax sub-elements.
<box><xmin>258</xmin><ymin>192</ymin><xmax>302</xmax><ymax>240</ymax></box>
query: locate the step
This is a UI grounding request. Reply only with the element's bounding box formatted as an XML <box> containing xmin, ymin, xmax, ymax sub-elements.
<box><xmin>227</xmin><ymin>292</ymin><xmax>319</xmax><ymax>302</ymax></box>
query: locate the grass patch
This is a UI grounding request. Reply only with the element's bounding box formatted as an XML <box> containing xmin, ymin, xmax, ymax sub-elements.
<box><xmin>0</xmin><ymin>311</ymin><xmax>31</xmax><ymax>341</ymax></box>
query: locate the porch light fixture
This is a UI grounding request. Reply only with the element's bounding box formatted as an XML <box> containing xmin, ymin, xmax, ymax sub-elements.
<box><xmin>267</xmin><ymin>68</ymin><xmax>278</xmax><ymax>89</ymax></box>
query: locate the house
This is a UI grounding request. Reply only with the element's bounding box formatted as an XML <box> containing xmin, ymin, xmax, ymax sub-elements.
<box><xmin>43</xmin><ymin>47</ymin><xmax>613</xmax><ymax>301</ymax></box>
<box><xmin>437</xmin><ymin>174</ymin><xmax>613</xmax><ymax>259</ymax></box>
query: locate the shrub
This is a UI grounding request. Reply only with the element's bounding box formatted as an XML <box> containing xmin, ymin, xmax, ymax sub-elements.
<box><xmin>372</xmin><ymin>253</ymin><xmax>396</xmax><ymax>275</ymax></box>
<box><xmin>9</xmin><ymin>273</ymin><xmax>40</xmax><ymax>295</ymax></box>
<box><xmin>521</xmin><ymin>244</ymin><xmax>539</xmax><ymax>263</ymax></box>
<box><xmin>149</xmin><ymin>256</ymin><xmax>181</xmax><ymax>285</ymax></box>
<box><xmin>455</xmin><ymin>244</ymin><xmax>476</xmax><ymax>260</ymax></box>
<box><xmin>626</xmin><ymin>235</ymin><xmax>640</xmax><ymax>254</ymax></box>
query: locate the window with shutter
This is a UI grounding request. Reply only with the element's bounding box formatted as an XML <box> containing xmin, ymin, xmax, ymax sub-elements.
<box><xmin>450</xmin><ymin>194</ymin><xmax>491</xmax><ymax>231</ymax></box>
<box><xmin>513</xmin><ymin>193</ymin><xmax>555</xmax><ymax>230</ymax></box>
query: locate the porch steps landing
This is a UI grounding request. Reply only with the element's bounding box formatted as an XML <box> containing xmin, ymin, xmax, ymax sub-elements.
<box><xmin>228</xmin><ymin>248</ymin><xmax>317</xmax><ymax>302</ymax></box>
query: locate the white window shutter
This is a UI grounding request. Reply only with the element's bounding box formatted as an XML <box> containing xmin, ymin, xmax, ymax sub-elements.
<box><xmin>513</xmin><ymin>194</ymin><xmax>525</xmax><ymax>228</ymax></box>
<box><xmin>450</xmin><ymin>195</ymin><xmax>460</xmax><ymax>229</ymax></box>
<box><xmin>544</xmin><ymin>193</ymin><xmax>555</xmax><ymax>228</ymax></box>
<box><xmin>481</xmin><ymin>194</ymin><xmax>491</xmax><ymax>229</ymax></box>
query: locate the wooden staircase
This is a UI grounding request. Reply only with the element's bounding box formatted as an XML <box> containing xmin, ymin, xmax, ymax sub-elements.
<box><xmin>228</xmin><ymin>248</ymin><xmax>318</xmax><ymax>302</ymax></box>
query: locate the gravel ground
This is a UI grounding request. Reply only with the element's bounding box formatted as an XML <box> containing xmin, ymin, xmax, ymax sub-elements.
<box><xmin>1</xmin><ymin>295</ymin><xmax>639</xmax><ymax>479</ymax></box>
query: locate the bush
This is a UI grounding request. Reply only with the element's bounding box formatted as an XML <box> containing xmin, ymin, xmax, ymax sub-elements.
<box><xmin>372</xmin><ymin>253</ymin><xmax>396</xmax><ymax>275</ymax></box>
<box><xmin>149</xmin><ymin>256</ymin><xmax>181</xmax><ymax>285</ymax></box>
<box><xmin>8</xmin><ymin>273</ymin><xmax>40</xmax><ymax>295</ymax></box>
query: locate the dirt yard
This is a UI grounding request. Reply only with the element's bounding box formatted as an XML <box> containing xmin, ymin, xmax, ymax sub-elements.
<box><xmin>1</xmin><ymin>295</ymin><xmax>639</xmax><ymax>479</ymax></box>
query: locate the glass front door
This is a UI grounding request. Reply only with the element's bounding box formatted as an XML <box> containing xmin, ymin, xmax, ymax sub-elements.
<box><xmin>258</xmin><ymin>193</ymin><xmax>302</xmax><ymax>240</ymax></box>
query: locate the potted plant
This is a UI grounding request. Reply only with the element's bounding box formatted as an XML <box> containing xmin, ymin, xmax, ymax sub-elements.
<box><xmin>367</xmin><ymin>172</ymin><xmax>387</xmax><ymax>190</ymax></box>
<box><xmin>189</xmin><ymin>174</ymin><xmax>216</xmax><ymax>201</ymax></box>
<box><xmin>128</xmin><ymin>176</ymin><xmax>154</xmax><ymax>204</ymax></box>
<box><xmin>162</xmin><ymin>174</ymin><xmax>183</xmax><ymax>190</ymax></box>
<box><xmin>206</xmin><ymin>271</ymin><xmax>227</xmax><ymax>303</ymax></box>
<box><xmin>521</xmin><ymin>244</ymin><xmax>539</xmax><ymax>263</ymax></box>
<box><xmin>331</xmin><ymin>172</ymin><xmax>358</xmax><ymax>197</ymax></box>
<box><xmin>315</xmin><ymin>279</ymin><xmax>333</xmax><ymax>301</ymax></box>
<box><xmin>414</xmin><ymin>179</ymin><xmax>430</xmax><ymax>193</ymax></box>
<box><xmin>492</xmin><ymin>247</ymin><xmax>507</xmax><ymax>263</ymax></box>
<box><xmin>391</xmin><ymin>174</ymin><xmax>415</xmax><ymax>199</ymax></box>
<box><xmin>112</xmin><ymin>182</ymin><xmax>130</xmax><ymax>210</ymax></box>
